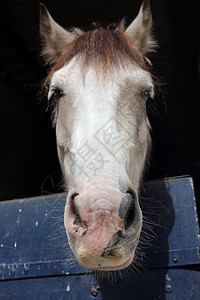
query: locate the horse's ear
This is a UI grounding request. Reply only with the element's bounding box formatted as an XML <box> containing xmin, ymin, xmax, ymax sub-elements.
<box><xmin>125</xmin><ymin>0</ymin><xmax>157</xmax><ymax>56</ymax></box>
<box><xmin>39</xmin><ymin>3</ymin><xmax>77</xmax><ymax>65</ymax></box>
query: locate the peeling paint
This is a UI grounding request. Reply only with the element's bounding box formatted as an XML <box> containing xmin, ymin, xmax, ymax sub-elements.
<box><xmin>197</xmin><ymin>247</ymin><xmax>200</xmax><ymax>263</ymax></box>
<box><xmin>91</xmin><ymin>284</ymin><xmax>101</xmax><ymax>291</ymax></box>
<box><xmin>66</xmin><ymin>283</ymin><xmax>70</xmax><ymax>292</ymax></box>
<box><xmin>23</xmin><ymin>263</ymin><xmax>29</xmax><ymax>272</ymax></box>
<box><xmin>5</xmin><ymin>231</ymin><xmax>10</xmax><ymax>238</ymax></box>
<box><xmin>189</xmin><ymin>177</ymin><xmax>194</xmax><ymax>190</ymax></box>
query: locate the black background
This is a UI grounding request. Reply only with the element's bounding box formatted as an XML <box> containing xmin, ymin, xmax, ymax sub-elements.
<box><xmin>0</xmin><ymin>0</ymin><xmax>199</xmax><ymax>206</ymax></box>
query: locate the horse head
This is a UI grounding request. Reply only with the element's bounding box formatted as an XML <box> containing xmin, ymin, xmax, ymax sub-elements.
<box><xmin>40</xmin><ymin>0</ymin><xmax>156</xmax><ymax>270</ymax></box>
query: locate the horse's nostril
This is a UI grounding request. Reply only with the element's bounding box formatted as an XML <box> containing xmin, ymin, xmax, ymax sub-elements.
<box><xmin>119</xmin><ymin>191</ymin><xmax>135</xmax><ymax>218</ymax></box>
<box><xmin>124</xmin><ymin>199</ymin><xmax>135</xmax><ymax>231</ymax></box>
<box><xmin>125</xmin><ymin>191</ymin><xmax>136</xmax><ymax>230</ymax></box>
<box><xmin>119</xmin><ymin>191</ymin><xmax>136</xmax><ymax>231</ymax></box>
<box><xmin>70</xmin><ymin>193</ymin><xmax>83</xmax><ymax>227</ymax></box>
<box><xmin>71</xmin><ymin>192</ymin><xmax>79</xmax><ymax>200</ymax></box>
<box><xmin>126</xmin><ymin>190</ymin><xmax>136</xmax><ymax>198</ymax></box>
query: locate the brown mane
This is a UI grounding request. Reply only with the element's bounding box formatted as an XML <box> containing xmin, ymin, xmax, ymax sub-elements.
<box><xmin>43</xmin><ymin>27</ymin><xmax>148</xmax><ymax>91</ymax></box>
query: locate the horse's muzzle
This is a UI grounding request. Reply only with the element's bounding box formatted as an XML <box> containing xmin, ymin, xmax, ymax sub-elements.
<box><xmin>64</xmin><ymin>184</ymin><xmax>142</xmax><ymax>270</ymax></box>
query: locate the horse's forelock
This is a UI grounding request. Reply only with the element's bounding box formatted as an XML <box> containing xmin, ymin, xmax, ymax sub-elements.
<box><xmin>42</xmin><ymin>27</ymin><xmax>149</xmax><ymax>93</ymax></box>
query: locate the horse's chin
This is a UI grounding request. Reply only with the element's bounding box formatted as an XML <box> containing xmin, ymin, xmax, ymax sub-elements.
<box><xmin>74</xmin><ymin>248</ymin><xmax>136</xmax><ymax>271</ymax></box>
<box><xmin>91</xmin><ymin>252</ymin><xmax>135</xmax><ymax>271</ymax></box>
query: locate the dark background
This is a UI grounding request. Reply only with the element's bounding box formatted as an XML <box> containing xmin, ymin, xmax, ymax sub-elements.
<box><xmin>0</xmin><ymin>0</ymin><xmax>199</xmax><ymax>205</ymax></box>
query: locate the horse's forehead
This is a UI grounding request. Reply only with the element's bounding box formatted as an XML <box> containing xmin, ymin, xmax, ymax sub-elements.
<box><xmin>51</xmin><ymin>58</ymin><xmax>153</xmax><ymax>95</ymax></box>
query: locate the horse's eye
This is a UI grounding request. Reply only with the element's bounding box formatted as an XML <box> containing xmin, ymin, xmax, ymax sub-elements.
<box><xmin>140</xmin><ymin>89</ymin><xmax>152</xmax><ymax>99</ymax></box>
<box><xmin>49</xmin><ymin>88</ymin><xmax>63</xmax><ymax>102</ymax></box>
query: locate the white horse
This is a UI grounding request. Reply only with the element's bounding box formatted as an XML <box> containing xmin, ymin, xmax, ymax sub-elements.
<box><xmin>40</xmin><ymin>0</ymin><xmax>156</xmax><ymax>271</ymax></box>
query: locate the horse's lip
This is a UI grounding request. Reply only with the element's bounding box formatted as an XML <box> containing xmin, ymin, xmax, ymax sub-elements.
<box><xmin>92</xmin><ymin>252</ymin><xmax>134</xmax><ymax>271</ymax></box>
